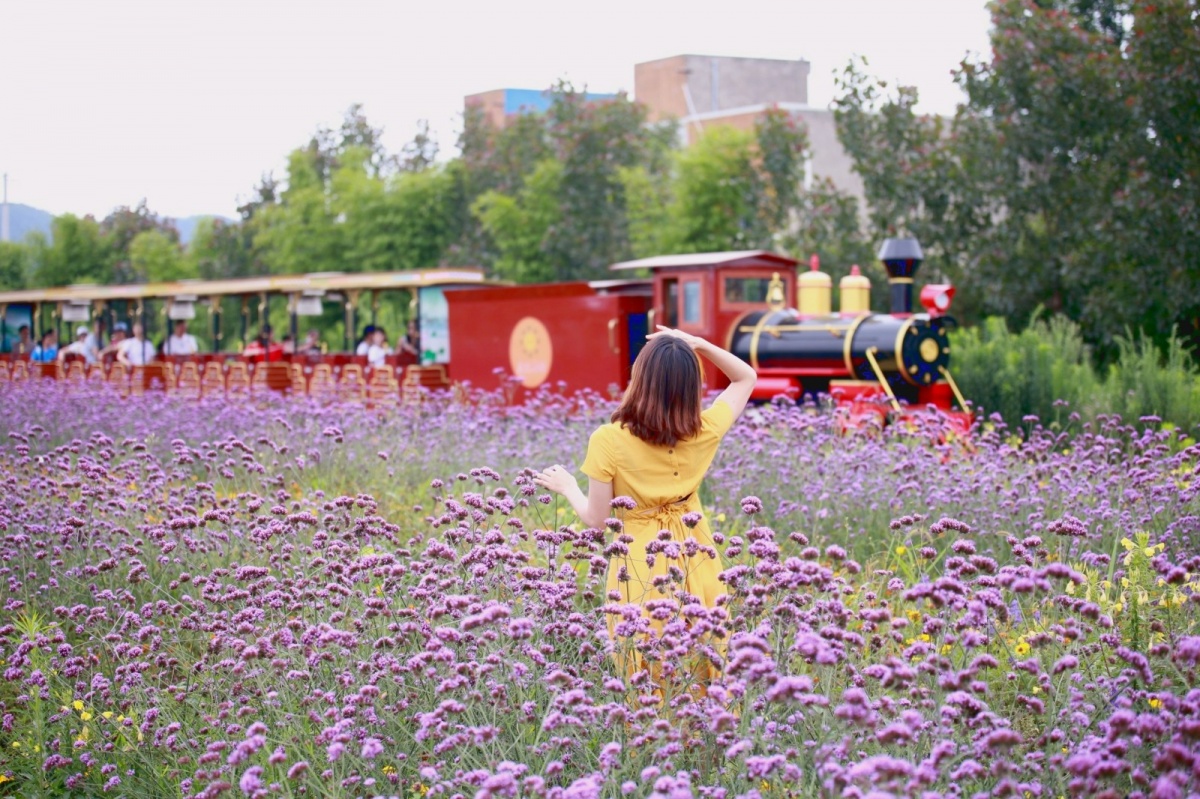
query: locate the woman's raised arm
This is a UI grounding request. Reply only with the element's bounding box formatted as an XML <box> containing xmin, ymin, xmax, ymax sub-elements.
<box><xmin>646</xmin><ymin>326</ymin><xmax>756</xmax><ymax>421</ymax></box>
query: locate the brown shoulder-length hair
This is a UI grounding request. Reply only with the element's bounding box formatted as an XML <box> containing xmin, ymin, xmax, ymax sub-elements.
<box><xmin>611</xmin><ymin>336</ymin><xmax>703</xmax><ymax>446</ymax></box>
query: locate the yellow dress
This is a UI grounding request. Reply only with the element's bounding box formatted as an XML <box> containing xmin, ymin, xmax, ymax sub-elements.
<box><xmin>580</xmin><ymin>400</ymin><xmax>733</xmax><ymax>683</ymax></box>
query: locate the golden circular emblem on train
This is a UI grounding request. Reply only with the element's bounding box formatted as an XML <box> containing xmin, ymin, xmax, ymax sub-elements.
<box><xmin>508</xmin><ymin>316</ymin><xmax>553</xmax><ymax>388</ymax></box>
<box><xmin>920</xmin><ymin>338</ymin><xmax>940</xmax><ymax>363</ymax></box>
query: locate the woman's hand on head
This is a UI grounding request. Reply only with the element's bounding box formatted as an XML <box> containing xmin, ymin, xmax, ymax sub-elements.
<box><xmin>533</xmin><ymin>465</ymin><xmax>576</xmax><ymax>496</ymax></box>
<box><xmin>646</xmin><ymin>326</ymin><xmax>706</xmax><ymax>351</ymax></box>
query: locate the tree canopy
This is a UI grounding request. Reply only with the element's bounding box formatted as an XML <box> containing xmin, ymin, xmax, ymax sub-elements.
<box><xmin>834</xmin><ymin>0</ymin><xmax>1200</xmax><ymax>357</ymax></box>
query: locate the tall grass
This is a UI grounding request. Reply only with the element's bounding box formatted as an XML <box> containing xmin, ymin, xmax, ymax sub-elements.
<box><xmin>1106</xmin><ymin>332</ymin><xmax>1200</xmax><ymax>429</ymax></box>
<box><xmin>950</xmin><ymin>314</ymin><xmax>1200</xmax><ymax>431</ymax></box>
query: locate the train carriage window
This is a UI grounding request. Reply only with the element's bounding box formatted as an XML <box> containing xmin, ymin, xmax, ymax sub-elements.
<box><xmin>682</xmin><ymin>281</ymin><xmax>701</xmax><ymax>324</ymax></box>
<box><xmin>663</xmin><ymin>279</ymin><xmax>679</xmax><ymax>328</ymax></box>
<box><xmin>724</xmin><ymin>277</ymin><xmax>771</xmax><ymax>304</ymax></box>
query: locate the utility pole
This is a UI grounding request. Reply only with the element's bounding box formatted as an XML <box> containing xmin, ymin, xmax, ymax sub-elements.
<box><xmin>1</xmin><ymin>173</ymin><xmax>9</xmax><ymax>243</ymax></box>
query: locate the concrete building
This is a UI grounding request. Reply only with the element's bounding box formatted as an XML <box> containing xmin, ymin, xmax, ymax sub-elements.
<box><xmin>464</xmin><ymin>88</ymin><xmax>619</xmax><ymax>130</ymax></box>
<box><xmin>633</xmin><ymin>54</ymin><xmax>864</xmax><ymax>203</ymax></box>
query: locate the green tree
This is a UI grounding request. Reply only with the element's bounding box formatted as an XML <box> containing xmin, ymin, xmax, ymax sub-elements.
<box><xmin>668</xmin><ymin>126</ymin><xmax>768</xmax><ymax>252</ymax></box>
<box><xmin>461</xmin><ymin>84</ymin><xmax>675</xmax><ymax>280</ymax></box>
<box><xmin>334</xmin><ymin>148</ymin><xmax>461</xmax><ymax>272</ymax></box>
<box><xmin>834</xmin><ymin>0</ymin><xmax>1200</xmax><ymax>357</ymax></box>
<box><xmin>542</xmin><ymin>85</ymin><xmax>674</xmax><ymax>279</ymax></box>
<box><xmin>130</xmin><ymin>229</ymin><xmax>192</xmax><ymax>283</ymax></box>
<box><xmin>473</xmin><ymin>160</ymin><xmax>564</xmax><ymax>283</ymax></box>
<box><xmin>188</xmin><ymin>218</ymin><xmax>257</xmax><ymax>281</ymax></box>
<box><xmin>0</xmin><ymin>241</ymin><xmax>29</xmax><ymax>290</ymax></box>
<box><xmin>28</xmin><ymin>214</ymin><xmax>109</xmax><ymax>287</ymax></box>
<box><xmin>100</xmin><ymin>201</ymin><xmax>180</xmax><ymax>284</ymax></box>
<box><xmin>756</xmin><ymin>108</ymin><xmax>809</xmax><ymax>235</ymax></box>
<box><xmin>253</xmin><ymin>148</ymin><xmax>344</xmax><ymax>274</ymax></box>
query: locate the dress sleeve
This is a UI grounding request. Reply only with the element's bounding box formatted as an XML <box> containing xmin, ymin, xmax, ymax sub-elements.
<box><xmin>580</xmin><ymin>426</ymin><xmax>616</xmax><ymax>482</ymax></box>
<box><xmin>701</xmin><ymin>399</ymin><xmax>735</xmax><ymax>438</ymax></box>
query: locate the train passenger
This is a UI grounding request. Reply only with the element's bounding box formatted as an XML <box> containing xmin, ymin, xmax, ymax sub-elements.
<box><xmin>366</xmin><ymin>328</ymin><xmax>392</xmax><ymax>367</ymax></box>
<box><xmin>83</xmin><ymin>318</ymin><xmax>105</xmax><ymax>362</ymax></box>
<box><xmin>243</xmin><ymin>325</ymin><xmax>284</xmax><ymax>362</ymax></box>
<box><xmin>533</xmin><ymin>325</ymin><xmax>756</xmax><ymax>684</ymax></box>
<box><xmin>300</xmin><ymin>329</ymin><xmax>322</xmax><ymax>355</ymax></box>
<box><xmin>355</xmin><ymin>325</ymin><xmax>376</xmax><ymax>357</ymax></box>
<box><xmin>15</xmin><ymin>325</ymin><xmax>32</xmax><ymax>355</ymax></box>
<box><xmin>117</xmin><ymin>323</ymin><xmax>155</xmax><ymax>367</ymax></box>
<box><xmin>163</xmin><ymin>319</ymin><xmax>198</xmax><ymax>356</ymax></box>
<box><xmin>57</xmin><ymin>326</ymin><xmax>97</xmax><ymax>365</ymax></box>
<box><xmin>30</xmin><ymin>330</ymin><xmax>59</xmax><ymax>362</ymax></box>
<box><xmin>99</xmin><ymin>323</ymin><xmax>128</xmax><ymax>365</ymax></box>
<box><xmin>399</xmin><ymin>319</ymin><xmax>420</xmax><ymax>358</ymax></box>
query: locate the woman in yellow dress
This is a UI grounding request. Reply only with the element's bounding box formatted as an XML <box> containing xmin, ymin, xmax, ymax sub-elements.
<box><xmin>534</xmin><ymin>326</ymin><xmax>756</xmax><ymax>686</ymax></box>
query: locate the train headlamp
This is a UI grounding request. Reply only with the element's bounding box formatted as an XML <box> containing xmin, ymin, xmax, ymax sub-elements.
<box><xmin>919</xmin><ymin>284</ymin><xmax>955</xmax><ymax>317</ymax></box>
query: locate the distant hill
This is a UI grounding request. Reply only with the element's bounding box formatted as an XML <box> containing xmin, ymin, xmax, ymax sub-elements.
<box><xmin>0</xmin><ymin>204</ymin><xmax>230</xmax><ymax>246</ymax></box>
<box><xmin>3</xmin><ymin>203</ymin><xmax>53</xmax><ymax>243</ymax></box>
<box><xmin>174</xmin><ymin>215</ymin><xmax>232</xmax><ymax>246</ymax></box>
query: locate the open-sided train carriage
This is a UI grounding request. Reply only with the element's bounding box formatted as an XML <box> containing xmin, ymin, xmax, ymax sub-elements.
<box><xmin>0</xmin><ymin>268</ymin><xmax>489</xmax><ymax>405</ymax></box>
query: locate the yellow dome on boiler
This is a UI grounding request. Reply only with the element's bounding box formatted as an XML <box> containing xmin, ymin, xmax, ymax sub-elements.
<box><xmin>839</xmin><ymin>265</ymin><xmax>872</xmax><ymax>315</ymax></box>
<box><xmin>797</xmin><ymin>254</ymin><xmax>831</xmax><ymax>316</ymax></box>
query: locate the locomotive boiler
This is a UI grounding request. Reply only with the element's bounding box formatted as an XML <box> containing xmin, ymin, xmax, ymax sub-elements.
<box><xmin>727</xmin><ymin>238</ymin><xmax>958</xmax><ymax>409</ymax></box>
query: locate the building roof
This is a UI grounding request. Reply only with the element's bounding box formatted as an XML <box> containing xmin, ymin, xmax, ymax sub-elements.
<box><xmin>610</xmin><ymin>250</ymin><xmax>799</xmax><ymax>271</ymax></box>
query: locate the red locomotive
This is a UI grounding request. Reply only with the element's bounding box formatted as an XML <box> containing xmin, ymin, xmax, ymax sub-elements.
<box><xmin>446</xmin><ymin>238</ymin><xmax>971</xmax><ymax>426</ymax></box>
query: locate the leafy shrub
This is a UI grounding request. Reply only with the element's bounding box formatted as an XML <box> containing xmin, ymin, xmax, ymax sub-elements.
<box><xmin>952</xmin><ymin>314</ymin><xmax>1200</xmax><ymax>432</ymax></box>
<box><xmin>1103</xmin><ymin>330</ymin><xmax>1200</xmax><ymax>431</ymax></box>
<box><xmin>949</xmin><ymin>313</ymin><xmax>1099</xmax><ymax>427</ymax></box>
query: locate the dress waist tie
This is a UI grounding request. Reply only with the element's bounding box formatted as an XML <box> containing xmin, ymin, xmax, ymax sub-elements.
<box><xmin>626</xmin><ymin>494</ymin><xmax>694</xmax><ymax>534</ymax></box>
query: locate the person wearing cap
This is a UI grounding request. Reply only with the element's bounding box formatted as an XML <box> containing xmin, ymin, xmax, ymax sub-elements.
<box><xmin>99</xmin><ymin>323</ymin><xmax>128</xmax><ymax>364</ymax></box>
<box><xmin>58</xmin><ymin>326</ymin><xmax>98</xmax><ymax>365</ymax></box>
<box><xmin>163</xmin><ymin>319</ymin><xmax>198</xmax><ymax>356</ymax></box>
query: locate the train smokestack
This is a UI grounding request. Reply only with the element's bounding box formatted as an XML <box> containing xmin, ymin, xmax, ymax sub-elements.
<box><xmin>878</xmin><ymin>237</ymin><xmax>923</xmax><ymax>315</ymax></box>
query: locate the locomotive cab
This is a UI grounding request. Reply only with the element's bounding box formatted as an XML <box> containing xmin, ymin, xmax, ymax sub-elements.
<box><xmin>611</xmin><ymin>250</ymin><xmax>801</xmax><ymax>397</ymax></box>
<box><xmin>611</xmin><ymin>242</ymin><xmax>969</xmax><ymax>415</ymax></box>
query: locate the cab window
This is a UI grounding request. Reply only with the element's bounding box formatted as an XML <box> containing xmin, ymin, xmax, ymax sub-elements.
<box><xmin>663</xmin><ymin>279</ymin><xmax>679</xmax><ymax>327</ymax></box>
<box><xmin>724</xmin><ymin>277</ymin><xmax>771</xmax><ymax>304</ymax></box>
<box><xmin>682</xmin><ymin>280</ymin><xmax>701</xmax><ymax>324</ymax></box>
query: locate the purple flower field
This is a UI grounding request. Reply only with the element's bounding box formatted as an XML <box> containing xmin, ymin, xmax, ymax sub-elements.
<box><xmin>0</xmin><ymin>383</ymin><xmax>1198</xmax><ymax>799</ymax></box>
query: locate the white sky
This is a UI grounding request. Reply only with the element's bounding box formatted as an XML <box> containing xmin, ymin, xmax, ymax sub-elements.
<box><xmin>1</xmin><ymin>0</ymin><xmax>992</xmax><ymax>221</ymax></box>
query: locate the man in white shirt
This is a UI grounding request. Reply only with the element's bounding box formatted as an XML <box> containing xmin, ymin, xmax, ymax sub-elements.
<box><xmin>164</xmin><ymin>320</ymin><xmax>199</xmax><ymax>356</ymax></box>
<box><xmin>58</xmin><ymin>326</ymin><xmax>97</xmax><ymax>365</ymax></box>
<box><xmin>118</xmin><ymin>323</ymin><xmax>155</xmax><ymax>366</ymax></box>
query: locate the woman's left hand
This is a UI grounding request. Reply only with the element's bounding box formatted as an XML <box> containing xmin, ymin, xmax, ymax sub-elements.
<box><xmin>533</xmin><ymin>465</ymin><xmax>576</xmax><ymax>495</ymax></box>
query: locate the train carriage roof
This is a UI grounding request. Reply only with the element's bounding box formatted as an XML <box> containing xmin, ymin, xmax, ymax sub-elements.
<box><xmin>0</xmin><ymin>268</ymin><xmax>489</xmax><ymax>305</ymax></box>
<box><xmin>610</xmin><ymin>250</ymin><xmax>799</xmax><ymax>271</ymax></box>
